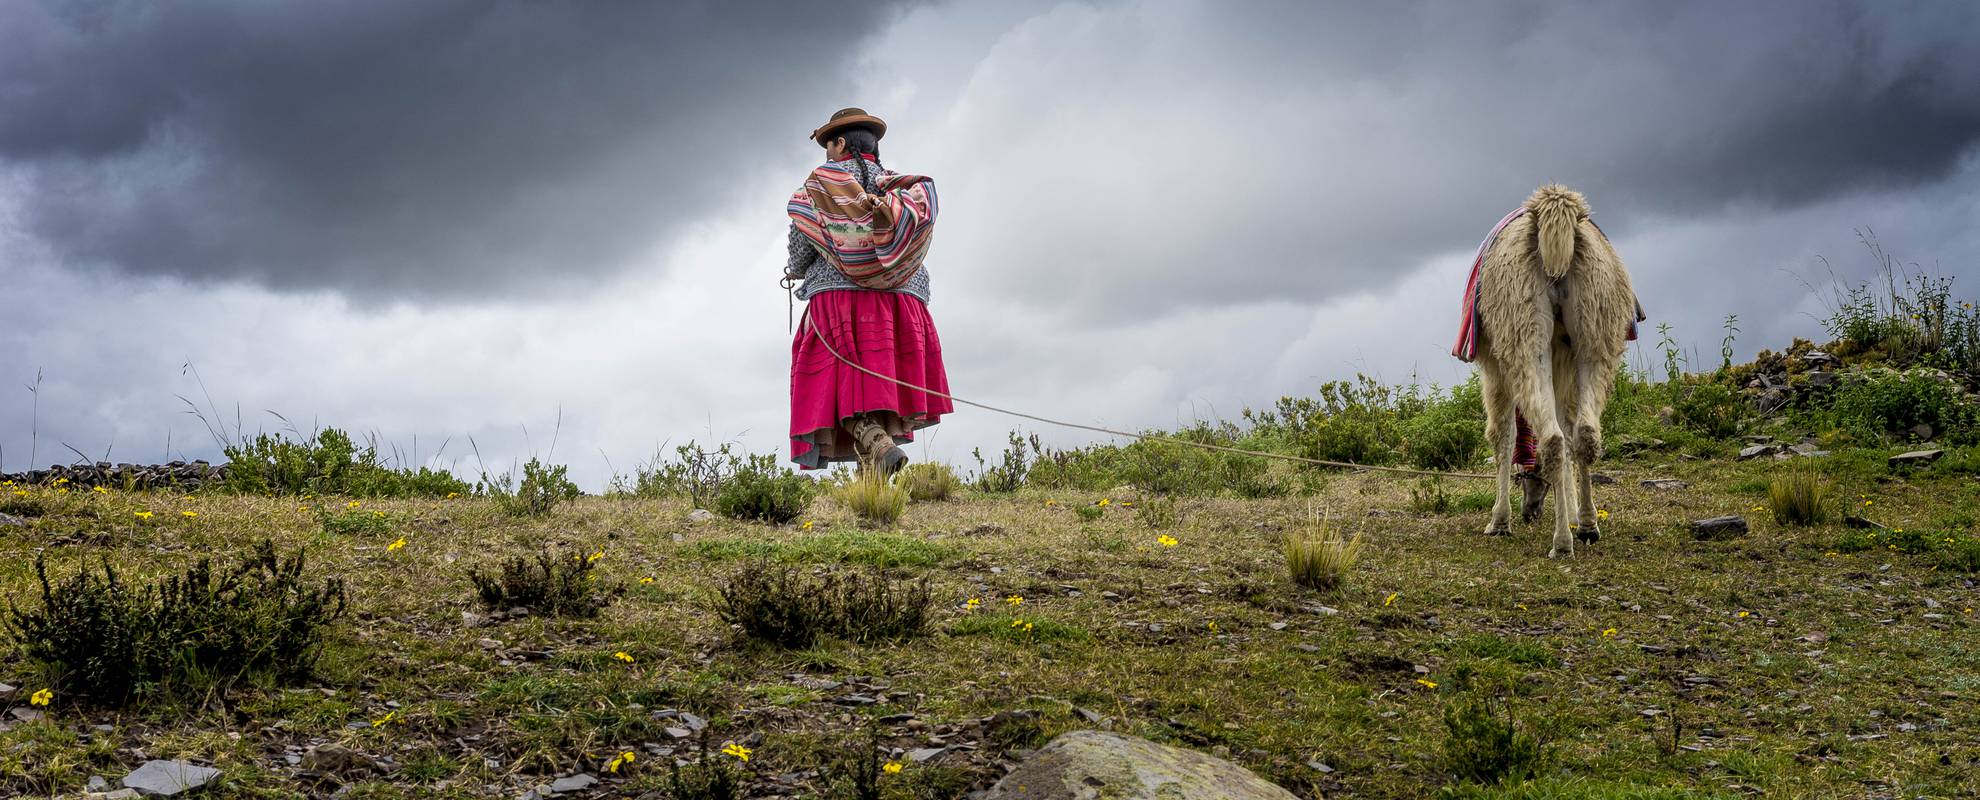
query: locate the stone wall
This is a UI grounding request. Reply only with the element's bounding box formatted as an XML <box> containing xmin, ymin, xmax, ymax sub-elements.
<box><xmin>0</xmin><ymin>460</ymin><xmax>227</xmax><ymax>491</ymax></box>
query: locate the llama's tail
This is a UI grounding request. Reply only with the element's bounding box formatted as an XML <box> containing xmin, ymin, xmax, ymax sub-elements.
<box><xmin>1526</xmin><ymin>184</ymin><xmax>1589</xmax><ymax>279</ymax></box>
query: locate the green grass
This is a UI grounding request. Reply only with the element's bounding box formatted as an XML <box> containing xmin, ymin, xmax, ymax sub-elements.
<box><xmin>1</xmin><ymin>442</ymin><xmax>1977</xmax><ymax>798</ymax></box>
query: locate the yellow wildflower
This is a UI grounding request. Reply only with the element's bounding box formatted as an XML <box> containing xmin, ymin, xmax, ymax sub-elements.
<box><xmin>1416</xmin><ymin>678</ymin><xmax>1438</xmax><ymax>689</ymax></box>
<box><xmin>371</xmin><ymin>710</ymin><xmax>397</xmax><ymax>727</ymax></box>
<box><xmin>587</xmin><ymin>551</ymin><xmax>605</xmax><ymax>563</ymax></box>
<box><xmin>606</xmin><ymin>751</ymin><xmax>637</xmax><ymax>773</ymax></box>
<box><xmin>722</xmin><ymin>743</ymin><xmax>751</xmax><ymax>762</ymax></box>
<box><xmin>1515</xmin><ymin>603</ymin><xmax>1528</xmax><ymax>610</ymax></box>
<box><xmin>1098</xmin><ymin>498</ymin><xmax>1111</xmax><ymax>507</ymax></box>
<box><xmin>640</xmin><ymin>577</ymin><xmax>655</xmax><ymax>585</ymax></box>
<box><xmin>965</xmin><ymin>597</ymin><xmax>981</xmax><ymax>610</ymax></box>
<box><xmin>1006</xmin><ymin>595</ymin><xmax>1023</xmax><ymax>607</ymax></box>
<box><xmin>1207</xmin><ymin>621</ymin><xmax>1217</xmax><ymax>631</ymax></box>
<box><xmin>446</xmin><ymin>492</ymin><xmax>460</xmax><ymax>499</ymax></box>
<box><xmin>614</xmin><ymin>651</ymin><xmax>635</xmax><ymax>663</ymax></box>
<box><xmin>1601</xmin><ymin>627</ymin><xmax>1618</xmax><ymax>638</ymax></box>
<box><xmin>92</xmin><ymin>486</ymin><xmax>108</xmax><ymax>495</ymax></box>
<box><xmin>802</xmin><ymin>520</ymin><xmax>814</xmax><ymax>531</ymax></box>
<box><xmin>1044</xmin><ymin>499</ymin><xmax>1057</xmax><ymax>507</ymax></box>
<box><xmin>30</xmin><ymin>688</ymin><xmax>53</xmax><ymax>706</ymax></box>
<box><xmin>1157</xmin><ymin>534</ymin><xmax>1178</xmax><ymax>547</ymax></box>
<box><xmin>1383</xmin><ymin>592</ymin><xmax>1398</xmax><ymax>607</ymax></box>
<box><xmin>1737</xmin><ymin>611</ymin><xmax>1750</xmax><ymax>618</ymax></box>
<box><xmin>181</xmin><ymin>511</ymin><xmax>198</xmax><ymax>518</ymax></box>
<box><xmin>883</xmin><ymin>761</ymin><xmax>903</xmax><ymax>774</ymax></box>
<box><xmin>347</xmin><ymin>500</ymin><xmax>361</xmax><ymax>509</ymax></box>
<box><xmin>1596</xmin><ymin>509</ymin><xmax>1609</xmax><ymax>521</ymax></box>
<box><xmin>385</xmin><ymin>537</ymin><xmax>407</xmax><ymax>552</ymax></box>
<box><xmin>134</xmin><ymin>511</ymin><xmax>154</xmax><ymax>520</ymax></box>
<box><xmin>1010</xmin><ymin>618</ymin><xmax>1025</xmax><ymax>629</ymax></box>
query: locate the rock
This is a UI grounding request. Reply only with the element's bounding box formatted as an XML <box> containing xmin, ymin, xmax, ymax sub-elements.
<box><xmin>688</xmin><ymin>509</ymin><xmax>714</xmax><ymax>522</ymax></box>
<box><xmin>1691</xmin><ymin>516</ymin><xmax>1750</xmax><ymax>540</ymax></box>
<box><xmin>1843</xmin><ymin>515</ymin><xmax>1889</xmax><ymax>531</ymax></box>
<box><xmin>88</xmin><ymin>776</ymin><xmax>111</xmax><ymax>792</ymax></box>
<box><xmin>302</xmin><ymin>743</ymin><xmax>381</xmax><ymax>776</ymax></box>
<box><xmin>1804</xmin><ymin>370</ymin><xmax>1836</xmax><ymax>388</ymax></box>
<box><xmin>908</xmin><ymin>747</ymin><xmax>948</xmax><ymax>763</ymax></box>
<box><xmin>962</xmin><ymin>522</ymin><xmax>1007</xmax><ymax>537</ymax></box>
<box><xmin>1737</xmin><ymin>445</ymin><xmax>1779</xmax><ymax>461</ymax></box>
<box><xmin>87</xmin><ymin>791</ymin><xmax>141</xmax><ymax>800</ymax></box>
<box><xmin>0</xmin><ymin>513</ymin><xmax>26</xmax><ymax>528</ymax></box>
<box><xmin>1589</xmin><ymin>472</ymin><xmax>1617</xmax><ymax>485</ymax></box>
<box><xmin>1641</xmin><ymin>479</ymin><xmax>1689</xmax><ymax>490</ymax></box>
<box><xmin>548</xmin><ymin>774</ymin><xmax>598</xmax><ymax>793</ymax></box>
<box><xmin>981</xmin><ymin>731</ymin><xmax>1298</xmax><ymax>800</ymax></box>
<box><xmin>1803</xmin><ymin>350</ymin><xmax>1838</xmax><ymax>366</ymax></box>
<box><xmin>0</xmin><ymin>683</ymin><xmax>15</xmax><ymax>699</ymax></box>
<box><xmin>1910</xmin><ymin>424</ymin><xmax>1935</xmax><ymax>441</ymax></box>
<box><xmin>121</xmin><ymin>759</ymin><xmax>222</xmax><ymax>796</ymax></box>
<box><xmin>1889</xmin><ymin>449</ymin><xmax>1944</xmax><ymax>468</ymax></box>
<box><xmin>10</xmin><ymin>708</ymin><xmax>44</xmax><ymax>722</ymax></box>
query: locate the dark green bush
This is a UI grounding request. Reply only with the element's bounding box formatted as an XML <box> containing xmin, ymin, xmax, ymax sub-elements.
<box><xmin>666</xmin><ymin>732</ymin><xmax>746</xmax><ymax>800</ymax></box>
<box><xmin>1442</xmin><ymin>695</ymin><xmax>1546</xmax><ymax>786</ymax></box>
<box><xmin>713</xmin><ymin>469</ymin><xmax>814</xmax><ymax>524</ymax></box>
<box><xmin>5</xmin><ymin>540</ymin><xmax>347</xmax><ymax>706</ymax></box>
<box><xmin>612</xmin><ymin>441</ymin><xmax>769</xmax><ymax>508</ymax></box>
<box><xmin>468</xmin><ymin>547</ymin><xmax>609</xmax><ymax>617</ymax></box>
<box><xmin>1829</xmin><ymin>368</ymin><xmax>1976</xmax><ymax>444</ymax></box>
<box><xmin>715</xmin><ymin>563</ymin><xmax>931</xmax><ymax>648</ymax></box>
<box><xmin>971</xmin><ymin>432</ymin><xmax>1033</xmax><ymax>493</ymax></box>
<box><xmin>1671</xmin><ymin>382</ymin><xmax>1748</xmax><ymax>439</ymax></box>
<box><xmin>486</xmin><ymin>457</ymin><xmax>583</xmax><ymax>517</ymax></box>
<box><xmin>1402</xmin><ymin>380</ymin><xmax>1486</xmax><ymax>471</ymax></box>
<box><xmin>223</xmin><ymin>427</ymin><xmax>473</xmax><ymax>498</ymax></box>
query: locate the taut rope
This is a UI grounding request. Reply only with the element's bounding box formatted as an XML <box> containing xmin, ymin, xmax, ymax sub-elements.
<box><xmin>801</xmin><ymin>310</ymin><xmax>1495</xmax><ymax>480</ymax></box>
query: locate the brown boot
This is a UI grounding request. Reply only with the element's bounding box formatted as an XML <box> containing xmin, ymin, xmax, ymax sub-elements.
<box><xmin>846</xmin><ymin>414</ymin><xmax>908</xmax><ymax>476</ymax></box>
<box><xmin>1516</xmin><ymin>469</ymin><xmax>1546</xmax><ymax>523</ymax></box>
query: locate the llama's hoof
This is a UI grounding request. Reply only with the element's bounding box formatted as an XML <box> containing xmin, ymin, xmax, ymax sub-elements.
<box><xmin>1575</xmin><ymin>523</ymin><xmax>1601</xmax><ymax>544</ymax></box>
<box><xmin>1483</xmin><ymin>522</ymin><xmax>1512</xmax><ymax>537</ymax></box>
<box><xmin>1547</xmin><ymin>546</ymin><xmax>1571</xmax><ymax>559</ymax></box>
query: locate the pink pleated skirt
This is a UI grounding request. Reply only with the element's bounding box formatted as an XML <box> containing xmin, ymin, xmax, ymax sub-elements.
<box><xmin>790</xmin><ymin>290</ymin><xmax>953</xmax><ymax>469</ymax></box>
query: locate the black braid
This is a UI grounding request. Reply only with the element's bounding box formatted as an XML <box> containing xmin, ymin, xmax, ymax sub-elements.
<box><xmin>839</xmin><ymin>126</ymin><xmax>882</xmax><ymax>193</ymax></box>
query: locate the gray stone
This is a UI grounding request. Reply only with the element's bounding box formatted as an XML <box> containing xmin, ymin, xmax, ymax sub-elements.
<box><xmin>1910</xmin><ymin>424</ymin><xmax>1935</xmax><ymax>441</ymax></box>
<box><xmin>87</xmin><ymin>791</ymin><xmax>140</xmax><ymax>800</ymax></box>
<box><xmin>908</xmin><ymin>747</ymin><xmax>948</xmax><ymax>763</ymax></box>
<box><xmin>1737</xmin><ymin>445</ymin><xmax>1779</xmax><ymax>461</ymax></box>
<box><xmin>688</xmin><ymin>509</ymin><xmax>714</xmax><ymax>522</ymax></box>
<box><xmin>121</xmin><ymin>759</ymin><xmax>221</xmax><ymax>796</ymax></box>
<box><xmin>0</xmin><ymin>513</ymin><xmax>26</xmax><ymax>528</ymax></box>
<box><xmin>982</xmin><ymin>731</ymin><xmax>1297</xmax><ymax>800</ymax></box>
<box><xmin>548</xmin><ymin>774</ymin><xmax>598</xmax><ymax>793</ymax></box>
<box><xmin>302</xmin><ymin>743</ymin><xmax>381</xmax><ymax>776</ymax></box>
<box><xmin>88</xmin><ymin>775</ymin><xmax>110</xmax><ymax>792</ymax></box>
<box><xmin>1589</xmin><ymin>472</ymin><xmax>1617</xmax><ymax>485</ymax></box>
<box><xmin>1691</xmin><ymin>516</ymin><xmax>1750</xmax><ymax>540</ymax></box>
<box><xmin>1804</xmin><ymin>370</ymin><xmax>1836</xmax><ymax>388</ymax></box>
<box><xmin>1889</xmin><ymin>449</ymin><xmax>1943</xmax><ymax>468</ymax></box>
<box><xmin>1641</xmin><ymin>479</ymin><xmax>1689</xmax><ymax>490</ymax></box>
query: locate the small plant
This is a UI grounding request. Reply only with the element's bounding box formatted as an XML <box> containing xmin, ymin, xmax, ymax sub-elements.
<box><xmin>971</xmin><ymin>431</ymin><xmax>1032</xmax><ymax>493</ymax></box>
<box><xmin>825</xmin><ymin>727</ymin><xmax>889</xmax><ymax>800</ymax></box>
<box><xmin>1285</xmin><ymin>518</ymin><xmax>1364</xmax><ymax>593</ymax></box>
<box><xmin>713</xmin><ymin>469</ymin><xmax>814</xmax><ymax>524</ymax></box>
<box><xmin>894</xmin><ymin>462</ymin><xmax>961</xmax><ymax>502</ymax></box>
<box><xmin>486</xmin><ymin>457</ymin><xmax>582</xmax><ymax>517</ymax></box>
<box><xmin>5</xmin><ymin>540</ymin><xmax>347</xmax><ymax>706</ymax></box>
<box><xmin>613</xmin><ymin>441</ymin><xmax>766</xmax><ymax>508</ymax></box>
<box><xmin>1409</xmin><ymin>477</ymin><xmax>1454</xmax><ymax>514</ymax></box>
<box><xmin>714</xmin><ymin>563</ymin><xmax>932</xmax><ymax>648</ymax></box>
<box><xmin>1767</xmin><ymin>470</ymin><xmax>1829</xmax><ymax>526</ymax></box>
<box><xmin>1137</xmin><ymin>496</ymin><xmax>1179</xmax><ymax>529</ymax></box>
<box><xmin>469</xmin><ymin>547</ymin><xmax>608</xmax><ymax>617</ymax></box>
<box><xmin>316</xmin><ymin>504</ymin><xmax>393</xmax><ymax>537</ymax></box>
<box><xmin>1072</xmin><ymin>504</ymin><xmax>1103</xmax><ymax>522</ymax></box>
<box><xmin>1441</xmin><ymin>694</ymin><xmax>1546</xmax><ymax>786</ymax></box>
<box><xmin>837</xmin><ymin>472</ymin><xmax>907</xmax><ymax>527</ymax></box>
<box><xmin>223</xmin><ymin>427</ymin><xmax>473</xmax><ymax>497</ymax></box>
<box><xmin>666</xmin><ymin>732</ymin><xmax>746</xmax><ymax>800</ymax></box>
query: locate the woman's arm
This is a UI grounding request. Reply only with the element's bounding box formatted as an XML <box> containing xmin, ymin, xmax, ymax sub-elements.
<box><xmin>786</xmin><ymin>223</ymin><xmax>821</xmax><ymax>279</ymax></box>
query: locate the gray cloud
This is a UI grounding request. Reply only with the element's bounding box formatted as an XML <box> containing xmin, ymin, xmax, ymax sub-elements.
<box><xmin>0</xmin><ymin>0</ymin><xmax>904</xmax><ymax>299</ymax></box>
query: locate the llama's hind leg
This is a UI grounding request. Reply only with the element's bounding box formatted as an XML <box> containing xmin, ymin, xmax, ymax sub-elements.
<box><xmin>1571</xmin><ymin>357</ymin><xmax>1616</xmax><ymax>539</ymax></box>
<box><xmin>1545</xmin><ymin>340</ymin><xmax>1579</xmax><ymax>557</ymax></box>
<box><xmin>1479</xmin><ymin>356</ymin><xmax>1515</xmax><ymax>536</ymax></box>
<box><xmin>1574</xmin><ymin>460</ymin><xmax>1599</xmax><ymax>544</ymax></box>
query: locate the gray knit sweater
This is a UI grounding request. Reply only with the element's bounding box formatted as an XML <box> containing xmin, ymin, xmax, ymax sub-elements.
<box><xmin>784</xmin><ymin>157</ymin><xmax>932</xmax><ymax>304</ymax></box>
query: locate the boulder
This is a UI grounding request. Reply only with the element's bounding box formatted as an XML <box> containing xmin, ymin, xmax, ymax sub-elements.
<box><xmin>1736</xmin><ymin>445</ymin><xmax>1778</xmax><ymax>461</ymax></box>
<box><xmin>1640</xmin><ymin>479</ymin><xmax>1689</xmax><ymax>491</ymax></box>
<box><xmin>1803</xmin><ymin>370</ymin><xmax>1836</xmax><ymax>388</ymax></box>
<box><xmin>1691</xmin><ymin>516</ymin><xmax>1750</xmax><ymax>540</ymax></box>
<box><xmin>981</xmin><ymin>730</ymin><xmax>1297</xmax><ymax>800</ymax></box>
<box><xmin>121</xmin><ymin>760</ymin><xmax>221</xmax><ymax>796</ymax></box>
<box><xmin>1889</xmin><ymin>450</ymin><xmax>1943</xmax><ymax>469</ymax></box>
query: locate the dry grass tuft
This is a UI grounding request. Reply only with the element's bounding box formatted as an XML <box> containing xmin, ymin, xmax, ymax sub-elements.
<box><xmin>1285</xmin><ymin>516</ymin><xmax>1365</xmax><ymax>592</ymax></box>
<box><xmin>1768</xmin><ymin>469</ymin><xmax>1829</xmax><ymax>526</ymax></box>
<box><xmin>837</xmin><ymin>472</ymin><xmax>908</xmax><ymax>526</ymax></box>
<box><xmin>894</xmin><ymin>463</ymin><xmax>962</xmax><ymax>502</ymax></box>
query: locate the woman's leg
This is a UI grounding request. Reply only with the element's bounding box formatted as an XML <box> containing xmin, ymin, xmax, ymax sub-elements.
<box><xmin>1514</xmin><ymin>412</ymin><xmax>1547</xmax><ymax>523</ymax></box>
<box><xmin>845</xmin><ymin>413</ymin><xmax>907</xmax><ymax>475</ymax></box>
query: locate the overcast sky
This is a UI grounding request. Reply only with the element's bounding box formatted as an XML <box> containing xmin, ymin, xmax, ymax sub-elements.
<box><xmin>4</xmin><ymin>0</ymin><xmax>1977</xmax><ymax>488</ymax></box>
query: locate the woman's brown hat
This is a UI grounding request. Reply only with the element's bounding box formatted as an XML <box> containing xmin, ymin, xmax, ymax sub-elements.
<box><xmin>810</xmin><ymin>107</ymin><xmax>887</xmax><ymax>144</ymax></box>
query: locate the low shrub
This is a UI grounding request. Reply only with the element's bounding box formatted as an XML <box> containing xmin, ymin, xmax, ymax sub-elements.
<box><xmin>1137</xmin><ymin>496</ymin><xmax>1179</xmax><ymax>529</ymax></box>
<box><xmin>1768</xmin><ymin>471</ymin><xmax>1829</xmax><ymax>526</ymax></box>
<box><xmin>1286</xmin><ymin>520</ymin><xmax>1364</xmax><ymax>593</ymax></box>
<box><xmin>469</xmin><ymin>547</ymin><xmax>609</xmax><ymax>617</ymax></box>
<box><xmin>714</xmin><ymin>469</ymin><xmax>814</xmax><ymax>524</ymax></box>
<box><xmin>1410</xmin><ymin>478</ymin><xmax>1455</xmax><ymax>514</ymax></box>
<box><xmin>971</xmin><ymin>432</ymin><xmax>1032</xmax><ymax>493</ymax></box>
<box><xmin>612</xmin><ymin>441</ymin><xmax>769</xmax><ymax>509</ymax></box>
<box><xmin>1402</xmin><ymin>380</ymin><xmax>1486</xmax><ymax>471</ymax></box>
<box><xmin>5</xmin><ymin>540</ymin><xmax>347</xmax><ymax>706</ymax></box>
<box><xmin>1671</xmin><ymin>382</ymin><xmax>1748</xmax><ymax>439</ymax></box>
<box><xmin>486</xmin><ymin>458</ymin><xmax>582</xmax><ymax>517</ymax></box>
<box><xmin>894</xmin><ymin>463</ymin><xmax>961</xmax><ymax>502</ymax></box>
<box><xmin>1830</xmin><ymin>367</ymin><xmax>1977</xmax><ymax>444</ymax></box>
<box><xmin>1441</xmin><ymin>695</ymin><xmax>1546</xmax><ymax>786</ymax></box>
<box><xmin>317</xmin><ymin>503</ymin><xmax>393</xmax><ymax>537</ymax></box>
<box><xmin>837</xmin><ymin>473</ymin><xmax>907</xmax><ymax>527</ymax></box>
<box><xmin>666</xmin><ymin>732</ymin><xmax>747</xmax><ymax>800</ymax></box>
<box><xmin>1072</xmin><ymin>504</ymin><xmax>1104</xmax><ymax>522</ymax></box>
<box><xmin>223</xmin><ymin>427</ymin><xmax>473</xmax><ymax>498</ymax></box>
<box><xmin>715</xmin><ymin>563</ymin><xmax>932</xmax><ymax>648</ymax></box>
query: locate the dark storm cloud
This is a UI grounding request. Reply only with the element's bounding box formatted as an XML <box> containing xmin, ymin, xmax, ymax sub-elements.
<box><xmin>0</xmin><ymin>0</ymin><xmax>903</xmax><ymax>298</ymax></box>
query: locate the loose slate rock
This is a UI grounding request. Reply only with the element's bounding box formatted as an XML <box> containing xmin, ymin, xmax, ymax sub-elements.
<box><xmin>121</xmin><ymin>760</ymin><xmax>221</xmax><ymax>796</ymax></box>
<box><xmin>1691</xmin><ymin>516</ymin><xmax>1750</xmax><ymax>540</ymax></box>
<box><xmin>1737</xmin><ymin>445</ymin><xmax>1779</xmax><ymax>461</ymax></box>
<box><xmin>548</xmin><ymin>774</ymin><xmax>598</xmax><ymax>793</ymax></box>
<box><xmin>982</xmin><ymin>730</ymin><xmax>1298</xmax><ymax>800</ymax></box>
<box><xmin>1889</xmin><ymin>449</ymin><xmax>1944</xmax><ymax>468</ymax></box>
<box><xmin>1641</xmin><ymin>479</ymin><xmax>1689</xmax><ymax>490</ymax></box>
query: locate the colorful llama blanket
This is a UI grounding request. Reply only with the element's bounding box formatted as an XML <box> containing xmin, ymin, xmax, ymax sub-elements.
<box><xmin>1450</xmin><ymin>207</ymin><xmax>1646</xmax><ymax>362</ymax></box>
<box><xmin>787</xmin><ymin>161</ymin><xmax>938</xmax><ymax>291</ymax></box>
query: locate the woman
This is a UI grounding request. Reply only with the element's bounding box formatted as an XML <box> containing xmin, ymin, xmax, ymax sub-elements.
<box><xmin>784</xmin><ymin>108</ymin><xmax>952</xmax><ymax>474</ymax></box>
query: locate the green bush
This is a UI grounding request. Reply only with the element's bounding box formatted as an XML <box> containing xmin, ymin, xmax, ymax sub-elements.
<box><xmin>1829</xmin><ymin>368</ymin><xmax>1976</xmax><ymax>444</ymax></box>
<box><xmin>971</xmin><ymin>432</ymin><xmax>1033</xmax><ymax>493</ymax></box>
<box><xmin>5</xmin><ymin>540</ymin><xmax>347</xmax><ymax>706</ymax></box>
<box><xmin>222</xmin><ymin>427</ymin><xmax>473</xmax><ymax>498</ymax></box>
<box><xmin>468</xmin><ymin>547</ymin><xmax>609</xmax><ymax>617</ymax></box>
<box><xmin>713</xmin><ymin>469</ymin><xmax>814</xmax><ymax>524</ymax></box>
<box><xmin>838</xmin><ymin>473</ymin><xmax>908</xmax><ymax>527</ymax></box>
<box><xmin>1442</xmin><ymin>695</ymin><xmax>1546</xmax><ymax>786</ymax></box>
<box><xmin>1403</xmin><ymin>380</ymin><xmax>1486</xmax><ymax>471</ymax></box>
<box><xmin>317</xmin><ymin>504</ymin><xmax>394</xmax><ymax>537</ymax></box>
<box><xmin>714</xmin><ymin>563</ymin><xmax>931</xmax><ymax>648</ymax></box>
<box><xmin>485</xmin><ymin>458</ymin><xmax>582</xmax><ymax>517</ymax></box>
<box><xmin>1137</xmin><ymin>496</ymin><xmax>1179</xmax><ymax>529</ymax></box>
<box><xmin>1671</xmin><ymin>382</ymin><xmax>1748</xmax><ymax>439</ymax></box>
<box><xmin>611</xmin><ymin>441</ymin><xmax>769</xmax><ymax>509</ymax></box>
